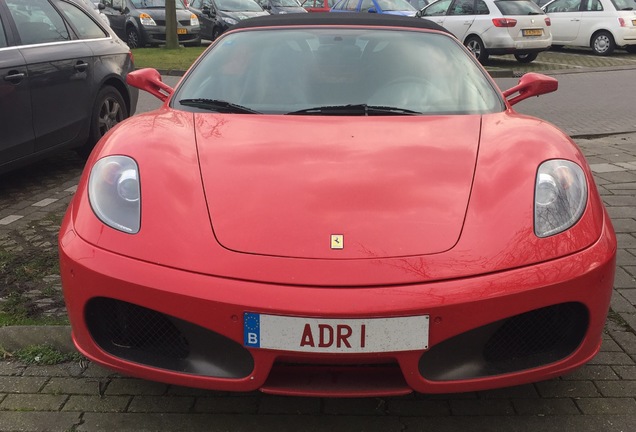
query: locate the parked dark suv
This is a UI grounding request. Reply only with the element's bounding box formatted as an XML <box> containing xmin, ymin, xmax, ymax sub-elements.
<box><xmin>0</xmin><ymin>0</ymin><xmax>138</xmax><ymax>173</ymax></box>
<box><xmin>100</xmin><ymin>0</ymin><xmax>201</xmax><ymax>47</ymax></box>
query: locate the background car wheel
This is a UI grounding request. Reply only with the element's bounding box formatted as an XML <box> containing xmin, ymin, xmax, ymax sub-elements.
<box><xmin>79</xmin><ymin>86</ymin><xmax>128</xmax><ymax>158</ymax></box>
<box><xmin>126</xmin><ymin>26</ymin><xmax>141</xmax><ymax>49</ymax></box>
<box><xmin>514</xmin><ymin>53</ymin><xmax>538</xmax><ymax>63</ymax></box>
<box><xmin>465</xmin><ymin>36</ymin><xmax>489</xmax><ymax>63</ymax></box>
<box><xmin>626</xmin><ymin>45</ymin><xmax>636</xmax><ymax>54</ymax></box>
<box><xmin>591</xmin><ymin>31</ymin><xmax>615</xmax><ymax>56</ymax></box>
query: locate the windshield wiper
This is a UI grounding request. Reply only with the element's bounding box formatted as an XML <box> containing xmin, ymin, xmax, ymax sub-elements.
<box><xmin>287</xmin><ymin>104</ymin><xmax>421</xmax><ymax>116</ymax></box>
<box><xmin>178</xmin><ymin>99</ymin><xmax>260</xmax><ymax>114</ymax></box>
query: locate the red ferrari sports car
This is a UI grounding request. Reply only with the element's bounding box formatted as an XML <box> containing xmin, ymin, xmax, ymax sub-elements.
<box><xmin>59</xmin><ymin>14</ymin><xmax>616</xmax><ymax>397</ymax></box>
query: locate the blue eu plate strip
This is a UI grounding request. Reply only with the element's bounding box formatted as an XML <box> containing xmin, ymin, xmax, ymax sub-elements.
<box><xmin>243</xmin><ymin>312</ymin><xmax>261</xmax><ymax>348</ymax></box>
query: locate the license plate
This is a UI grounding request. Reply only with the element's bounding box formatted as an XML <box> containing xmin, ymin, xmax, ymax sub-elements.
<box><xmin>177</xmin><ymin>28</ymin><xmax>187</xmax><ymax>34</ymax></box>
<box><xmin>244</xmin><ymin>313</ymin><xmax>429</xmax><ymax>353</ymax></box>
<box><xmin>522</xmin><ymin>29</ymin><xmax>543</xmax><ymax>37</ymax></box>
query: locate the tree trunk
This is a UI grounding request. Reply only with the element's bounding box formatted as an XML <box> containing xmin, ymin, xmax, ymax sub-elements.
<box><xmin>164</xmin><ymin>0</ymin><xmax>179</xmax><ymax>50</ymax></box>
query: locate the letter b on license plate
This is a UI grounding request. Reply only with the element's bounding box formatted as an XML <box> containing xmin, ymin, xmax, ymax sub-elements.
<box><xmin>243</xmin><ymin>313</ymin><xmax>429</xmax><ymax>353</ymax></box>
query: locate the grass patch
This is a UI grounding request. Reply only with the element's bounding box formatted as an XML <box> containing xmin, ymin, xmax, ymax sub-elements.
<box><xmin>1</xmin><ymin>244</ymin><xmax>64</xmax><ymax>325</ymax></box>
<box><xmin>0</xmin><ymin>312</ymin><xmax>68</xmax><ymax>327</ymax></box>
<box><xmin>0</xmin><ymin>248</ymin><xmax>59</xmax><ymax>284</ymax></box>
<box><xmin>13</xmin><ymin>344</ymin><xmax>82</xmax><ymax>365</ymax></box>
<box><xmin>131</xmin><ymin>46</ymin><xmax>207</xmax><ymax>71</ymax></box>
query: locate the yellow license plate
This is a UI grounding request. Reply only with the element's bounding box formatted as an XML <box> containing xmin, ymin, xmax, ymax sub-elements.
<box><xmin>523</xmin><ymin>29</ymin><xmax>543</xmax><ymax>37</ymax></box>
<box><xmin>177</xmin><ymin>28</ymin><xmax>187</xmax><ymax>35</ymax></box>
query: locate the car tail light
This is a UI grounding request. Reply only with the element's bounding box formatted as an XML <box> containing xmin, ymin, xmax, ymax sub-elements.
<box><xmin>619</xmin><ymin>18</ymin><xmax>626</xmax><ymax>27</ymax></box>
<box><xmin>492</xmin><ymin>18</ymin><xmax>517</xmax><ymax>28</ymax></box>
<box><xmin>545</xmin><ymin>17</ymin><xmax>551</xmax><ymax>26</ymax></box>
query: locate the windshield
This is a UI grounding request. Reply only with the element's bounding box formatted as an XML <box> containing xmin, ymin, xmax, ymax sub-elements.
<box><xmin>131</xmin><ymin>0</ymin><xmax>187</xmax><ymax>8</ymax></box>
<box><xmin>174</xmin><ymin>28</ymin><xmax>503</xmax><ymax>115</ymax></box>
<box><xmin>217</xmin><ymin>0</ymin><xmax>265</xmax><ymax>11</ymax></box>
<box><xmin>377</xmin><ymin>0</ymin><xmax>417</xmax><ymax>10</ymax></box>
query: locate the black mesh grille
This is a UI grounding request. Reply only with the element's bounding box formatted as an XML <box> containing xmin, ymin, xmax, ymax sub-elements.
<box><xmin>419</xmin><ymin>302</ymin><xmax>589</xmax><ymax>381</ymax></box>
<box><xmin>86</xmin><ymin>298</ymin><xmax>189</xmax><ymax>360</ymax></box>
<box><xmin>483</xmin><ymin>302</ymin><xmax>587</xmax><ymax>372</ymax></box>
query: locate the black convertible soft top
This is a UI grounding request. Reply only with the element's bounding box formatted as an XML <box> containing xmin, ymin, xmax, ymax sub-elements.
<box><xmin>231</xmin><ymin>13</ymin><xmax>451</xmax><ymax>35</ymax></box>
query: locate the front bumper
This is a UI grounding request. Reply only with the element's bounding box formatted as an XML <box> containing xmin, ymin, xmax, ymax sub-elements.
<box><xmin>60</xmin><ymin>210</ymin><xmax>616</xmax><ymax>397</ymax></box>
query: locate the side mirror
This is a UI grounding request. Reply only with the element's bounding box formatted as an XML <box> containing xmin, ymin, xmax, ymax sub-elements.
<box><xmin>502</xmin><ymin>72</ymin><xmax>557</xmax><ymax>106</ymax></box>
<box><xmin>202</xmin><ymin>5</ymin><xmax>212</xmax><ymax>16</ymax></box>
<box><xmin>126</xmin><ymin>68</ymin><xmax>174</xmax><ymax>102</ymax></box>
<box><xmin>98</xmin><ymin>3</ymin><xmax>105</xmax><ymax>10</ymax></box>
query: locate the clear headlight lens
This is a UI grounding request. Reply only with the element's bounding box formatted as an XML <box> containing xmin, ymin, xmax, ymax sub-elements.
<box><xmin>534</xmin><ymin>160</ymin><xmax>587</xmax><ymax>238</ymax></box>
<box><xmin>139</xmin><ymin>13</ymin><xmax>156</xmax><ymax>26</ymax></box>
<box><xmin>88</xmin><ymin>156</ymin><xmax>141</xmax><ymax>234</ymax></box>
<box><xmin>222</xmin><ymin>17</ymin><xmax>238</xmax><ymax>25</ymax></box>
<box><xmin>190</xmin><ymin>14</ymin><xmax>199</xmax><ymax>26</ymax></box>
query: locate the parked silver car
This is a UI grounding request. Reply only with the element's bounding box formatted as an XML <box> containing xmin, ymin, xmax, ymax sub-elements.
<box><xmin>542</xmin><ymin>0</ymin><xmax>636</xmax><ymax>55</ymax></box>
<box><xmin>418</xmin><ymin>0</ymin><xmax>553</xmax><ymax>63</ymax></box>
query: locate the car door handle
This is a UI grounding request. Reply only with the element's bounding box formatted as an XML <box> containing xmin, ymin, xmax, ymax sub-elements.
<box><xmin>570</xmin><ymin>18</ymin><xmax>580</xmax><ymax>21</ymax></box>
<box><xmin>74</xmin><ymin>62</ymin><xmax>89</xmax><ymax>72</ymax></box>
<box><xmin>4</xmin><ymin>71</ymin><xmax>25</xmax><ymax>84</ymax></box>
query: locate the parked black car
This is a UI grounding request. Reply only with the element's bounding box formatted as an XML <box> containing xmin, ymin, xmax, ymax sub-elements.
<box><xmin>188</xmin><ymin>0</ymin><xmax>268</xmax><ymax>41</ymax></box>
<box><xmin>100</xmin><ymin>0</ymin><xmax>201</xmax><ymax>47</ymax></box>
<box><xmin>0</xmin><ymin>0</ymin><xmax>138</xmax><ymax>174</ymax></box>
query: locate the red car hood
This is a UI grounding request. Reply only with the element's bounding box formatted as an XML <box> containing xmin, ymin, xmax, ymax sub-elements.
<box><xmin>196</xmin><ymin>115</ymin><xmax>481</xmax><ymax>259</ymax></box>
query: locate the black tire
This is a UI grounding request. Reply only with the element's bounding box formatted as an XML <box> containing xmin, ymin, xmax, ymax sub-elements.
<box><xmin>591</xmin><ymin>31</ymin><xmax>615</xmax><ymax>56</ymax></box>
<box><xmin>78</xmin><ymin>86</ymin><xmax>128</xmax><ymax>158</ymax></box>
<box><xmin>550</xmin><ymin>45</ymin><xmax>564</xmax><ymax>50</ymax></box>
<box><xmin>465</xmin><ymin>36</ymin><xmax>489</xmax><ymax>63</ymax></box>
<box><xmin>514</xmin><ymin>52</ymin><xmax>538</xmax><ymax>63</ymax></box>
<box><xmin>126</xmin><ymin>26</ymin><xmax>141</xmax><ymax>49</ymax></box>
<box><xmin>626</xmin><ymin>45</ymin><xmax>636</xmax><ymax>54</ymax></box>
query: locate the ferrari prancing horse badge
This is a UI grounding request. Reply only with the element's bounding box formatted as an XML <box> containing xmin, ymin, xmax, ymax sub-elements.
<box><xmin>330</xmin><ymin>234</ymin><xmax>344</xmax><ymax>250</ymax></box>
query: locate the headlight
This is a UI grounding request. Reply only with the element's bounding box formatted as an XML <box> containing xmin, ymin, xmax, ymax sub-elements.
<box><xmin>534</xmin><ymin>159</ymin><xmax>587</xmax><ymax>238</ymax></box>
<box><xmin>190</xmin><ymin>13</ymin><xmax>199</xmax><ymax>26</ymax></box>
<box><xmin>139</xmin><ymin>13</ymin><xmax>156</xmax><ymax>26</ymax></box>
<box><xmin>88</xmin><ymin>156</ymin><xmax>141</xmax><ymax>234</ymax></box>
<box><xmin>222</xmin><ymin>17</ymin><xmax>238</xmax><ymax>25</ymax></box>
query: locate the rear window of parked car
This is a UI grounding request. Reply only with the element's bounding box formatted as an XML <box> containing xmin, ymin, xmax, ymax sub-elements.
<box><xmin>7</xmin><ymin>0</ymin><xmax>70</xmax><ymax>45</ymax></box>
<box><xmin>56</xmin><ymin>1</ymin><xmax>108</xmax><ymax>39</ymax></box>
<box><xmin>495</xmin><ymin>0</ymin><xmax>544</xmax><ymax>14</ymax></box>
<box><xmin>612</xmin><ymin>0</ymin><xmax>636</xmax><ymax>10</ymax></box>
<box><xmin>0</xmin><ymin>16</ymin><xmax>7</xmax><ymax>47</ymax></box>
